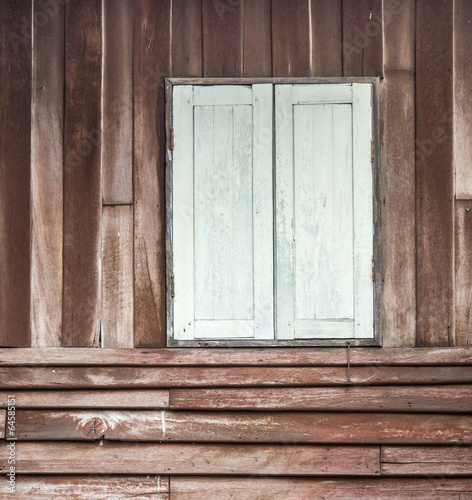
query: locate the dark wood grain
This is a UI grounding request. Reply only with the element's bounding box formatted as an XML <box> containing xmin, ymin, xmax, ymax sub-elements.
<box><xmin>242</xmin><ymin>0</ymin><xmax>271</xmax><ymax>77</ymax></box>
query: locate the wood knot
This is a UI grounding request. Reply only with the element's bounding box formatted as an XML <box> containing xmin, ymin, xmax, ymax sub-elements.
<box><xmin>84</xmin><ymin>417</ymin><xmax>107</xmax><ymax>440</ymax></box>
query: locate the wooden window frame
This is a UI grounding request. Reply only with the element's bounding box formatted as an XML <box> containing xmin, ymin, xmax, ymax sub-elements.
<box><xmin>165</xmin><ymin>77</ymin><xmax>381</xmax><ymax>348</ymax></box>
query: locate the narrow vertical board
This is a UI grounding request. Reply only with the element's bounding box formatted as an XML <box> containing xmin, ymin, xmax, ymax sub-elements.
<box><xmin>272</xmin><ymin>0</ymin><xmax>311</xmax><ymax>77</ymax></box>
<box><xmin>63</xmin><ymin>0</ymin><xmax>102</xmax><ymax>347</ymax></box>
<box><xmin>171</xmin><ymin>0</ymin><xmax>202</xmax><ymax>77</ymax></box>
<box><xmin>31</xmin><ymin>0</ymin><xmax>64</xmax><ymax>347</ymax></box>
<box><xmin>342</xmin><ymin>0</ymin><xmax>383</xmax><ymax>77</ymax></box>
<box><xmin>102</xmin><ymin>206</ymin><xmax>134</xmax><ymax>348</ymax></box>
<box><xmin>454</xmin><ymin>201</ymin><xmax>472</xmax><ymax>346</ymax></box>
<box><xmin>380</xmin><ymin>72</ymin><xmax>416</xmax><ymax>347</ymax></box>
<box><xmin>242</xmin><ymin>0</ymin><xmax>271</xmax><ymax>77</ymax></box>
<box><xmin>454</xmin><ymin>0</ymin><xmax>472</xmax><ymax>199</ymax></box>
<box><xmin>416</xmin><ymin>0</ymin><xmax>454</xmax><ymax>346</ymax></box>
<box><xmin>133</xmin><ymin>0</ymin><xmax>171</xmax><ymax>346</ymax></box>
<box><xmin>310</xmin><ymin>0</ymin><xmax>342</xmax><ymax>76</ymax></box>
<box><xmin>202</xmin><ymin>0</ymin><xmax>242</xmax><ymax>77</ymax></box>
<box><xmin>102</xmin><ymin>0</ymin><xmax>133</xmax><ymax>204</ymax></box>
<box><xmin>0</xmin><ymin>0</ymin><xmax>32</xmax><ymax>347</ymax></box>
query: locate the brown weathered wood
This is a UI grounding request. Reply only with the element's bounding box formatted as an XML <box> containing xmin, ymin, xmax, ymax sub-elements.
<box><xmin>242</xmin><ymin>0</ymin><xmax>271</xmax><ymax>77</ymax></box>
<box><xmin>311</xmin><ymin>0</ymin><xmax>342</xmax><ymax>76</ymax></box>
<box><xmin>102</xmin><ymin>205</ymin><xmax>134</xmax><ymax>348</ymax></box>
<box><xmin>170</xmin><ymin>385</ymin><xmax>472</xmax><ymax>412</ymax></box>
<box><xmin>454</xmin><ymin>0</ymin><xmax>472</xmax><ymax>199</ymax></box>
<box><xmin>31</xmin><ymin>0</ymin><xmax>64</xmax><ymax>347</ymax></box>
<box><xmin>170</xmin><ymin>477</ymin><xmax>472</xmax><ymax>500</ymax></box>
<box><xmin>342</xmin><ymin>0</ymin><xmax>383</xmax><ymax>76</ymax></box>
<box><xmin>455</xmin><ymin>201</ymin><xmax>472</xmax><ymax>346</ymax></box>
<box><xmin>1</xmin><ymin>347</ymin><xmax>472</xmax><ymax>366</ymax></box>
<box><xmin>0</xmin><ymin>390</ymin><xmax>169</xmax><ymax>409</ymax></box>
<box><xmin>0</xmin><ymin>442</ymin><xmax>380</xmax><ymax>475</ymax></box>
<box><xmin>382</xmin><ymin>446</ymin><xmax>472</xmax><ymax>476</ymax></box>
<box><xmin>102</xmin><ymin>0</ymin><xmax>133</xmax><ymax>204</ymax></box>
<box><xmin>11</xmin><ymin>476</ymin><xmax>169</xmax><ymax>499</ymax></box>
<box><xmin>171</xmin><ymin>0</ymin><xmax>202</xmax><ymax>78</ymax></box>
<box><xmin>380</xmin><ymin>71</ymin><xmax>416</xmax><ymax>347</ymax></box>
<box><xmin>416</xmin><ymin>0</ymin><xmax>454</xmax><ymax>346</ymax></box>
<box><xmin>0</xmin><ymin>409</ymin><xmax>4</xmax><ymax>438</ymax></box>
<box><xmin>12</xmin><ymin>410</ymin><xmax>472</xmax><ymax>445</ymax></box>
<box><xmin>1</xmin><ymin>366</ymin><xmax>471</xmax><ymax>389</ymax></box>
<box><xmin>133</xmin><ymin>0</ymin><xmax>170</xmax><ymax>347</ymax></box>
<box><xmin>63</xmin><ymin>0</ymin><xmax>102</xmax><ymax>347</ymax></box>
<box><xmin>271</xmin><ymin>0</ymin><xmax>311</xmax><ymax>77</ymax></box>
<box><xmin>0</xmin><ymin>0</ymin><xmax>32</xmax><ymax>347</ymax></box>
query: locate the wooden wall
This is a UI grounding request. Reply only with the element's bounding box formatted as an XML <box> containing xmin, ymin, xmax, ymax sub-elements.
<box><xmin>0</xmin><ymin>0</ymin><xmax>471</xmax><ymax>349</ymax></box>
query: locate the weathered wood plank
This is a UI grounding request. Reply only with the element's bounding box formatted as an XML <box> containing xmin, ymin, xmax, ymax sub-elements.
<box><xmin>0</xmin><ymin>390</ymin><xmax>169</xmax><ymax>409</ymax></box>
<box><xmin>242</xmin><ymin>0</ymin><xmax>271</xmax><ymax>77</ymax></box>
<box><xmin>202</xmin><ymin>0</ymin><xmax>241</xmax><ymax>77</ymax></box>
<box><xmin>382</xmin><ymin>446</ymin><xmax>472</xmax><ymax>476</ymax></box>
<box><xmin>31</xmin><ymin>0</ymin><xmax>64</xmax><ymax>347</ymax></box>
<box><xmin>342</xmin><ymin>0</ymin><xmax>383</xmax><ymax>77</ymax></box>
<box><xmin>170</xmin><ymin>477</ymin><xmax>472</xmax><ymax>500</ymax></box>
<box><xmin>1</xmin><ymin>348</ymin><xmax>472</xmax><ymax>366</ymax></box>
<box><xmin>102</xmin><ymin>0</ymin><xmax>133</xmax><ymax>204</ymax></box>
<box><xmin>0</xmin><ymin>0</ymin><xmax>32</xmax><ymax>347</ymax></box>
<box><xmin>0</xmin><ymin>442</ymin><xmax>380</xmax><ymax>475</ymax></box>
<box><xmin>271</xmin><ymin>0</ymin><xmax>311</xmax><ymax>77</ymax></box>
<box><xmin>416</xmin><ymin>0</ymin><xmax>454</xmax><ymax>346</ymax></box>
<box><xmin>12</xmin><ymin>410</ymin><xmax>472</xmax><ymax>444</ymax></box>
<box><xmin>455</xmin><ymin>201</ymin><xmax>472</xmax><ymax>346</ymax></box>
<box><xmin>133</xmin><ymin>0</ymin><xmax>170</xmax><ymax>347</ymax></box>
<box><xmin>63</xmin><ymin>0</ymin><xmax>102</xmax><ymax>346</ymax></box>
<box><xmin>0</xmin><ymin>366</ymin><xmax>471</xmax><ymax>389</ymax></box>
<box><xmin>10</xmin><ymin>476</ymin><xmax>169</xmax><ymax>499</ymax></box>
<box><xmin>380</xmin><ymin>71</ymin><xmax>416</xmax><ymax>346</ymax></box>
<box><xmin>102</xmin><ymin>206</ymin><xmax>134</xmax><ymax>348</ymax></box>
<box><xmin>170</xmin><ymin>385</ymin><xmax>472</xmax><ymax>412</ymax></box>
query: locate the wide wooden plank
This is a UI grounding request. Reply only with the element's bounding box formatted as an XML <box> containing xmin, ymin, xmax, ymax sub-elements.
<box><xmin>382</xmin><ymin>446</ymin><xmax>472</xmax><ymax>476</ymax></box>
<box><xmin>12</xmin><ymin>410</ymin><xmax>472</xmax><ymax>444</ymax></box>
<box><xmin>31</xmin><ymin>0</ymin><xmax>64</xmax><ymax>347</ymax></box>
<box><xmin>202</xmin><ymin>0</ymin><xmax>241</xmax><ymax>77</ymax></box>
<box><xmin>0</xmin><ymin>366</ymin><xmax>471</xmax><ymax>389</ymax></box>
<box><xmin>0</xmin><ymin>390</ymin><xmax>169</xmax><ymax>409</ymax></box>
<box><xmin>10</xmin><ymin>476</ymin><xmax>169</xmax><ymax>499</ymax></box>
<box><xmin>416</xmin><ymin>0</ymin><xmax>454</xmax><ymax>346</ymax></box>
<box><xmin>170</xmin><ymin>385</ymin><xmax>472</xmax><ymax>412</ymax></box>
<box><xmin>342</xmin><ymin>0</ymin><xmax>383</xmax><ymax>76</ymax></box>
<box><xmin>170</xmin><ymin>477</ymin><xmax>472</xmax><ymax>500</ymax></box>
<box><xmin>0</xmin><ymin>442</ymin><xmax>380</xmax><ymax>475</ymax></box>
<box><xmin>102</xmin><ymin>206</ymin><xmax>134</xmax><ymax>348</ymax></box>
<box><xmin>242</xmin><ymin>0</ymin><xmax>271</xmax><ymax>77</ymax></box>
<box><xmin>0</xmin><ymin>0</ymin><xmax>32</xmax><ymax>347</ymax></box>
<box><xmin>455</xmin><ymin>201</ymin><xmax>472</xmax><ymax>346</ymax></box>
<box><xmin>1</xmin><ymin>347</ymin><xmax>472</xmax><ymax>366</ymax></box>
<box><xmin>63</xmin><ymin>0</ymin><xmax>102</xmax><ymax>346</ymax></box>
<box><xmin>272</xmin><ymin>0</ymin><xmax>311</xmax><ymax>77</ymax></box>
<box><xmin>133</xmin><ymin>0</ymin><xmax>170</xmax><ymax>347</ymax></box>
<box><xmin>102</xmin><ymin>0</ymin><xmax>133</xmax><ymax>204</ymax></box>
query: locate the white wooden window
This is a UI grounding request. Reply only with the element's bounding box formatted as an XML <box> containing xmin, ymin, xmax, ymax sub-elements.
<box><xmin>168</xmin><ymin>82</ymin><xmax>375</xmax><ymax>345</ymax></box>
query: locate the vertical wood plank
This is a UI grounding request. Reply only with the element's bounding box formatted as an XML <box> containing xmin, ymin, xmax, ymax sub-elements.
<box><xmin>310</xmin><ymin>0</ymin><xmax>342</xmax><ymax>76</ymax></box>
<box><xmin>133</xmin><ymin>0</ymin><xmax>171</xmax><ymax>347</ymax></box>
<box><xmin>0</xmin><ymin>0</ymin><xmax>32</xmax><ymax>347</ymax></box>
<box><xmin>31</xmin><ymin>0</ymin><xmax>64</xmax><ymax>347</ymax></box>
<box><xmin>172</xmin><ymin>0</ymin><xmax>202</xmax><ymax>78</ymax></box>
<box><xmin>102</xmin><ymin>0</ymin><xmax>133</xmax><ymax>205</ymax></box>
<box><xmin>342</xmin><ymin>0</ymin><xmax>383</xmax><ymax>77</ymax></box>
<box><xmin>202</xmin><ymin>0</ymin><xmax>241</xmax><ymax>77</ymax></box>
<box><xmin>416</xmin><ymin>0</ymin><xmax>454</xmax><ymax>346</ymax></box>
<box><xmin>454</xmin><ymin>201</ymin><xmax>472</xmax><ymax>347</ymax></box>
<box><xmin>63</xmin><ymin>0</ymin><xmax>102</xmax><ymax>347</ymax></box>
<box><xmin>242</xmin><ymin>0</ymin><xmax>271</xmax><ymax>77</ymax></box>
<box><xmin>102</xmin><ymin>206</ymin><xmax>134</xmax><ymax>348</ymax></box>
<box><xmin>272</xmin><ymin>0</ymin><xmax>311</xmax><ymax>77</ymax></box>
<box><xmin>454</xmin><ymin>0</ymin><xmax>472</xmax><ymax>199</ymax></box>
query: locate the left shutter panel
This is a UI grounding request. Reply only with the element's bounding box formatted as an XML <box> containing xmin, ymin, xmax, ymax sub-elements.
<box><xmin>171</xmin><ymin>84</ymin><xmax>274</xmax><ymax>342</ymax></box>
